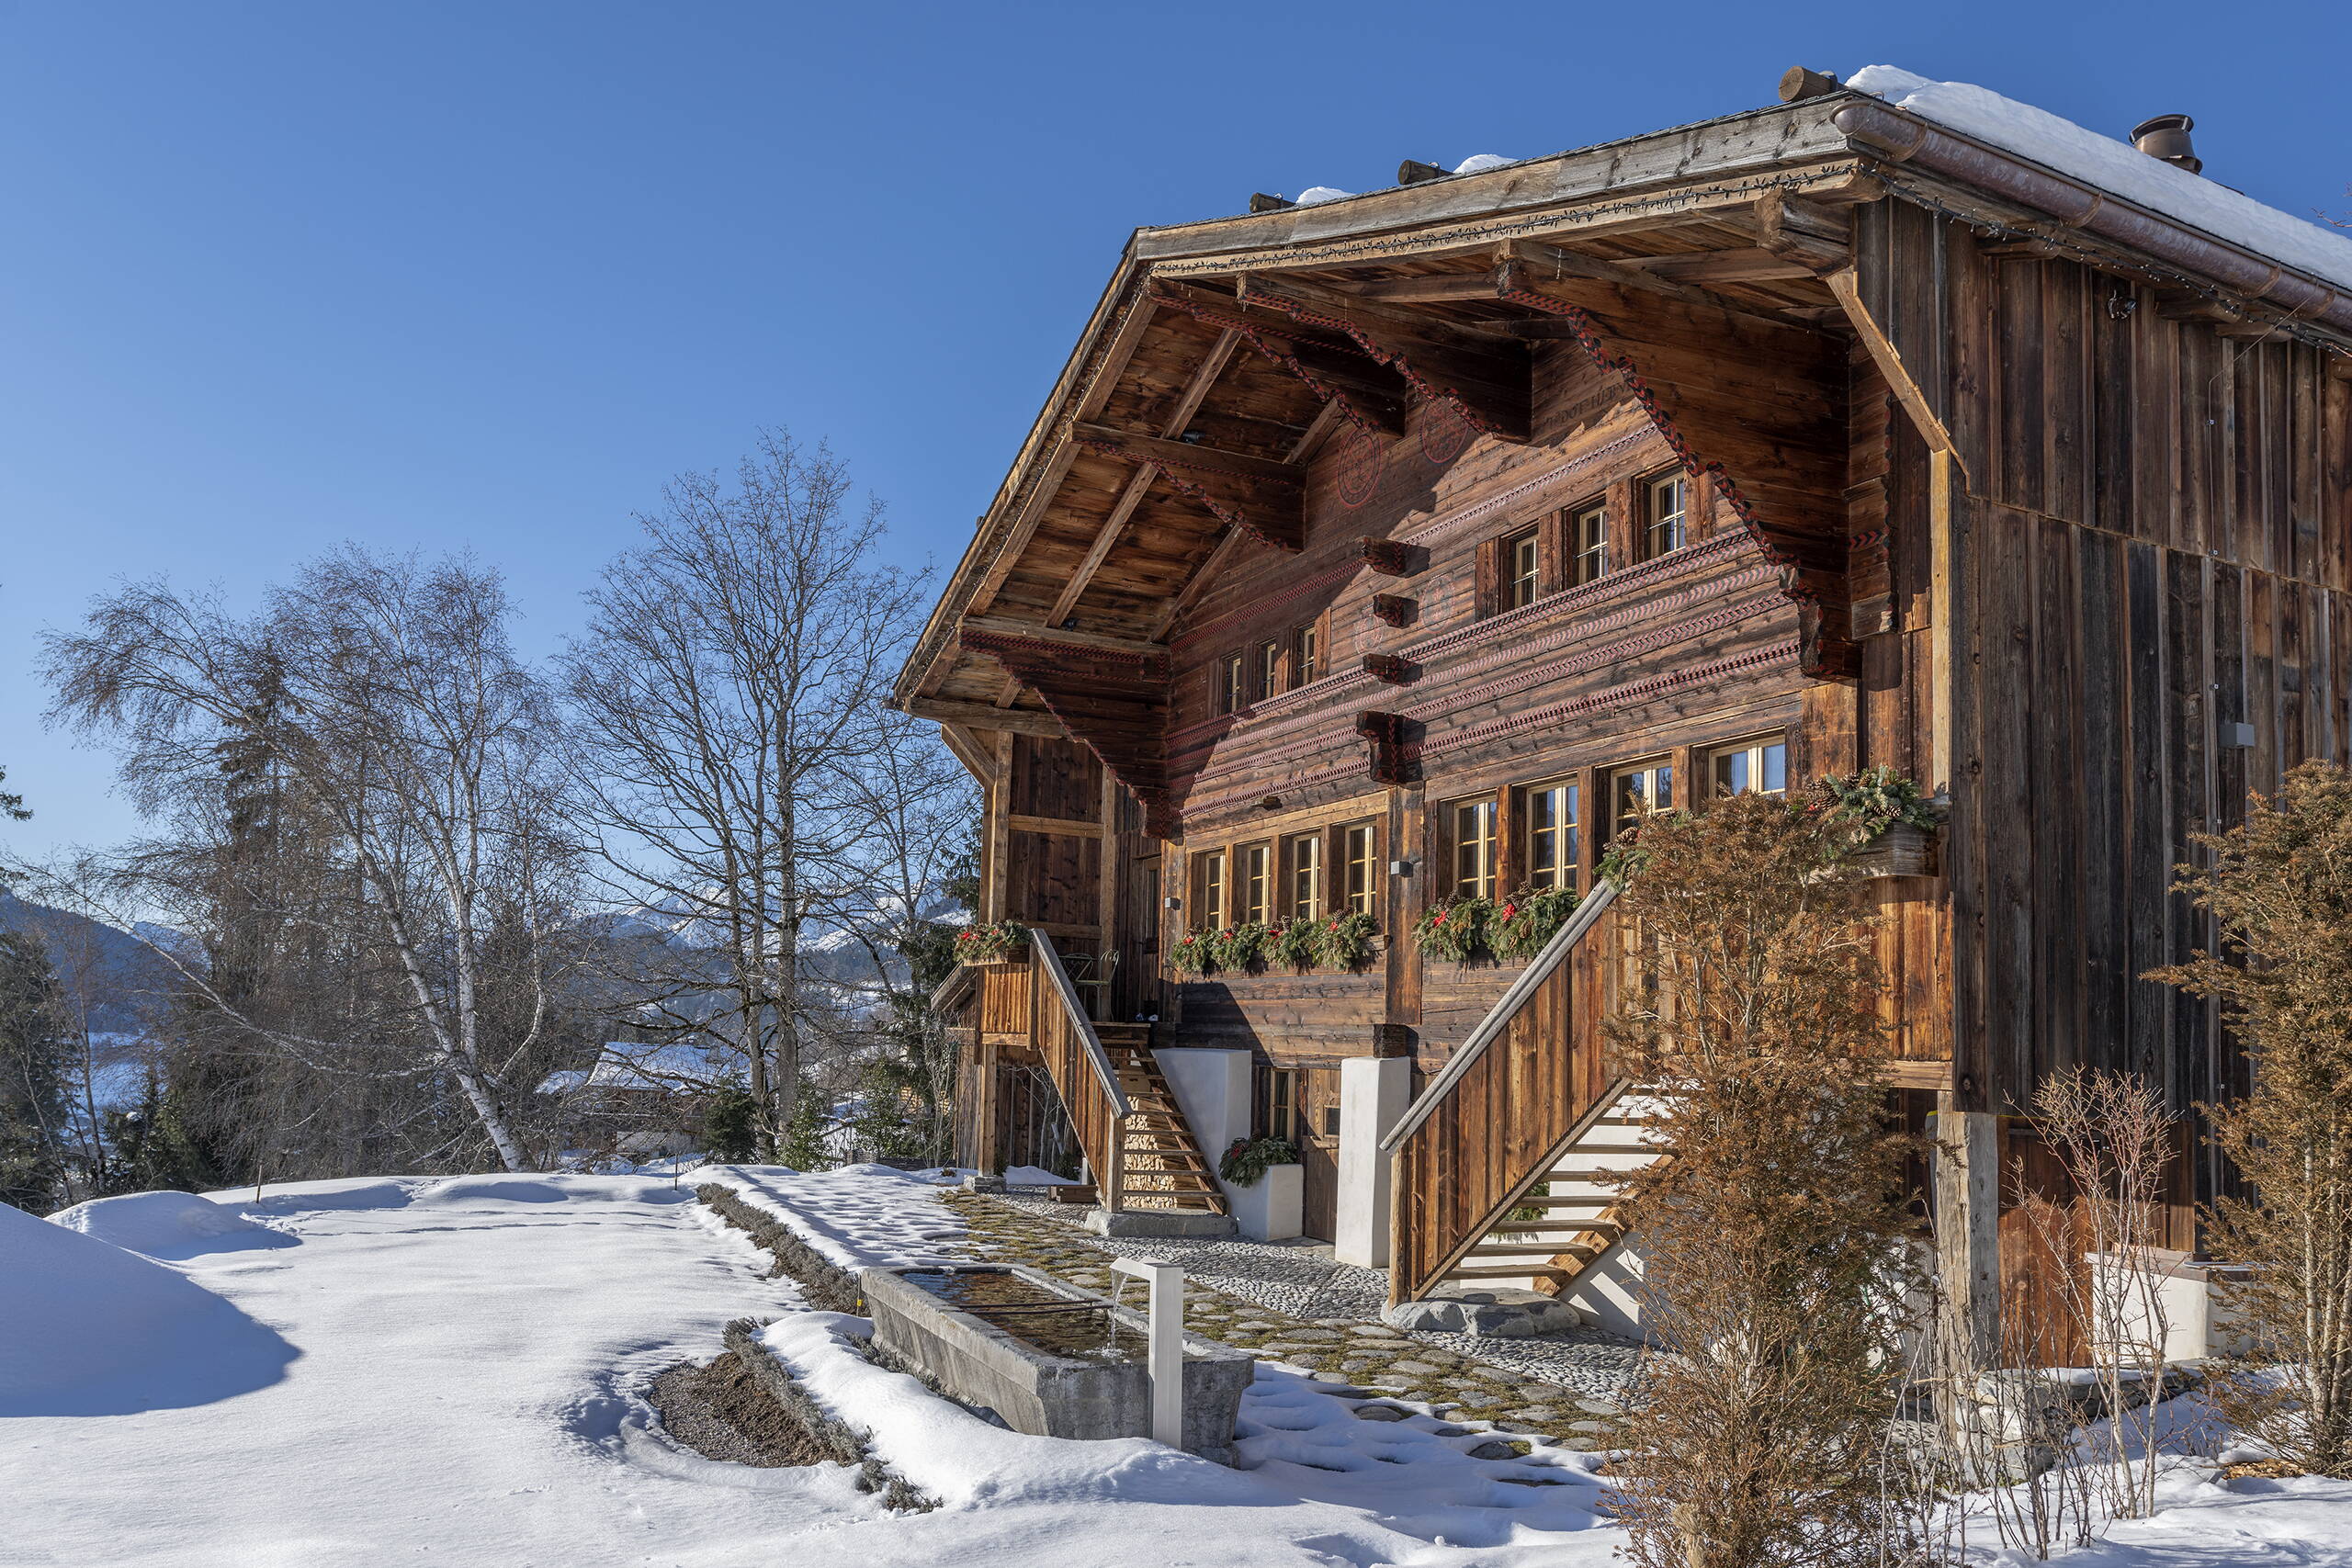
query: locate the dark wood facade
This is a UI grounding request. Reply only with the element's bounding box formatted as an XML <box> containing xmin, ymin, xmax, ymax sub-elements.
<box><xmin>902</xmin><ymin>87</ymin><xmax>2352</xmax><ymax>1300</ymax></box>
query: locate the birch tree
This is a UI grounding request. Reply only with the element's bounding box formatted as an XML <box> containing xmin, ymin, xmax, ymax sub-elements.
<box><xmin>563</xmin><ymin>431</ymin><xmax>929</xmax><ymax>1157</ymax></box>
<box><xmin>43</xmin><ymin>548</ymin><xmax>574</xmax><ymax>1172</ymax></box>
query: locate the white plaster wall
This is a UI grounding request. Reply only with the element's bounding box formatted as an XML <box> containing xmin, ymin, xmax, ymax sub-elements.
<box><xmin>1335</xmin><ymin>1055</ymin><xmax>1414</xmax><ymax>1268</ymax></box>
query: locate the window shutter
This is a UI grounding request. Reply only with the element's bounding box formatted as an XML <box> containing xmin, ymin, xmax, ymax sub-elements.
<box><xmin>1474</xmin><ymin>536</ymin><xmax>1500</xmax><ymax>619</ymax></box>
<box><xmin>1539</xmin><ymin>508</ymin><xmax>1571</xmax><ymax>595</ymax></box>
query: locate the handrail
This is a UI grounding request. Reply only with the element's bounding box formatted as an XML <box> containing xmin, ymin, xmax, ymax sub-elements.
<box><xmin>1379</xmin><ymin>876</ymin><xmax>1620</xmax><ymax>1154</ymax></box>
<box><xmin>1033</xmin><ymin>931</ymin><xmax>1132</xmax><ymax>1119</ymax></box>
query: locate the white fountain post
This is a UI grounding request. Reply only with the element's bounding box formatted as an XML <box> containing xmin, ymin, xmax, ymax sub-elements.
<box><xmin>1110</xmin><ymin>1257</ymin><xmax>1185</xmax><ymax>1448</ymax></box>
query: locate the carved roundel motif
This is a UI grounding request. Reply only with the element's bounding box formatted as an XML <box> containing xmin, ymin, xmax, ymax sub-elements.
<box><xmin>1334</xmin><ymin>425</ymin><xmax>1385</xmax><ymax>509</ymax></box>
<box><xmin>1419</xmin><ymin>402</ymin><xmax>1472</xmax><ymax>466</ymax></box>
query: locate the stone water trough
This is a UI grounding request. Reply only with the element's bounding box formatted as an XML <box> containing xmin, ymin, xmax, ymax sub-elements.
<box><xmin>858</xmin><ymin>1263</ymin><xmax>1255</xmax><ymax>1463</ymax></box>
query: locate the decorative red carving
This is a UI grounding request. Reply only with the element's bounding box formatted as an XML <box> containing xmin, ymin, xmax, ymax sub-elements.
<box><xmin>1353</xmin><ymin>711</ymin><xmax>1414</xmax><ymax>784</ymax></box>
<box><xmin>1358</xmin><ymin>536</ymin><xmax>1413</xmax><ymax>576</ymax></box>
<box><xmin>1362</xmin><ymin>653</ymin><xmax>1413</xmax><ymax>685</ymax></box>
<box><xmin>1370</xmin><ymin>594</ymin><xmax>1415</xmax><ymax>627</ymax></box>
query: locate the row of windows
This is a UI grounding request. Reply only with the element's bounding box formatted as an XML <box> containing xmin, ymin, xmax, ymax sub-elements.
<box><xmin>1186</xmin><ymin>736</ymin><xmax>1787</xmax><ymax>929</ymax></box>
<box><xmin>1443</xmin><ymin>737</ymin><xmax>1784</xmax><ymax>898</ymax></box>
<box><xmin>1216</xmin><ymin>618</ymin><xmax>1323</xmax><ymax>715</ymax></box>
<box><xmin>1498</xmin><ymin>470</ymin><xmax>1690</xmax><ymax>613</ymax></box>
<box><xmin>1194</xmin><ymin>820</ymin><xmax>1378</xmax><ymax>928</ymax></box>
<box><xmin>1208</xmin><ymin>468</ymin><xmax>1693</xmax><ymax>716</ymax></box>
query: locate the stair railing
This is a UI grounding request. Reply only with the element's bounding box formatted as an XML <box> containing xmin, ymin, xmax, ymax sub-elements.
<box><xmin>1380</xmin><ymin>877</ymin><xmax>1618</xmax><ymax>1154</ymax></box>
<box><xmin>1032</xmin><ymin>932</ymin><xmax>1133</xmax><ymax>1209</ymax></box>
<box><xmin>1379</xmin><ymin>876</ymin><xmax>1622</xmax><ymax>1304</ymax></box>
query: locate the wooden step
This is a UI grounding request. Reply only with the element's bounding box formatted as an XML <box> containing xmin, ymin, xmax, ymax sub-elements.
<box><xmin>1446</xmin><ymin>1263</ymin><xmax>1571</xmax><ymax>1281</ymax></box>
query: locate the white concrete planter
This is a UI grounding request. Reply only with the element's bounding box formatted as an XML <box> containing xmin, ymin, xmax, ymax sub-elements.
<box><xmin>1228</xmin><ymin>1164</ymin><xmax>1303</xmax><ymax>1242</ymax></box>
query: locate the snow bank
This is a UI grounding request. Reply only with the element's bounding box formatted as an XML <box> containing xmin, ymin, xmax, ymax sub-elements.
<box><xmin>0</xmin><ymin>1201</ymin><xmax>297</xmax><ymax>1416</ymax></box>
<box><xmin>690</xmin><ymin>1163</ymin><xmax>965</xmax><ymax>1270</ymax></box>
<box><xmin>48</xmin><ymin>1189</ymin><xmax>295</xmax><ymax>1261</ymax></box>
<box><xmin>1003</xmin><ymin>1164</ymin><xmax>1082</xmax><ymax>1186</ymax></box>
<box><xmin>1848</xmin><ymin>65</ymin><xmax>2352</xmax><ymax>295</ymax></box>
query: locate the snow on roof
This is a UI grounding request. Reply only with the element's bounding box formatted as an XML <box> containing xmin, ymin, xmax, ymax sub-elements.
<box><xmin>1849</xmin><ymin>64</ymin><xmax>2352</xmax><ymax>296</ymax></box>
<box><xmin>537</xmin><ymin>1042</ymin><xmax>738</xmax><ymax>1096</ymax></box>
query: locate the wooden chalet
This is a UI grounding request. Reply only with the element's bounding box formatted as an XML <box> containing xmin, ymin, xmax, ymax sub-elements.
<box><xmin>899</xmin><ymin>71</ymin><xmax>2352</xmax><ymax>1352</ymax></box>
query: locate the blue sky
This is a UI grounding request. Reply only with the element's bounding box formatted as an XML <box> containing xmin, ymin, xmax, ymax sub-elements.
<box><xmin>5</xmin><ymin>0</ymin><xmax>2347</xmax><ymax>858</ymax></box>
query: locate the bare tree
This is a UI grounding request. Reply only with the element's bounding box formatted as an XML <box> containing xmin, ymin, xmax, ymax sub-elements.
<box><xmin>43</xmin><ymin>548</ymin><xmax>576</xmax><ymax>1172</ymax></box>
<box><xmin>563</xmin><ymin>431</ymin><xmax>931</xmax><ymax>1157</ymax></box>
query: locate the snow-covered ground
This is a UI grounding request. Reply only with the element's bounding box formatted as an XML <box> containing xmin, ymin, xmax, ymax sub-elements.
<box><xmin>9</xmin><ymin>1166</ymin><xmax>2352</xmax><ymax>1566</ymax></box>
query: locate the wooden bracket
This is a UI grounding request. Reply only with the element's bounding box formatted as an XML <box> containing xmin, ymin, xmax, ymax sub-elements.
<box><xmin>1370</xmin><ymin>593</ymin><xmax>1416</xmax><ymax>628</ymax></box>
<box><xmin>1362</xmin><ymin>653</ymin><xmax>1414</xmax><ymax>685</ymax></box>
<box><xmin>1359</xmin><ymin>536</ymin><xmax>1415</xmax><ymax>575</ymax></box>
<box><xmin>1354</xmin><ymin>711</ymin><xmax>1415</xmax><ymax>784</ymax></box>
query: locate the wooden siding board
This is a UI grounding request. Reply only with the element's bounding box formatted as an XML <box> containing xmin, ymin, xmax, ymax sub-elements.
<box><xmin>2124</xmin><ymin>541</ymin><xmax>2169</xmax><ymax>1091</ymax></box>
<box><xmin>2077</xmin><ymin>530</ymin><xmax>2127</xmax><ymax>1076</ymax></box>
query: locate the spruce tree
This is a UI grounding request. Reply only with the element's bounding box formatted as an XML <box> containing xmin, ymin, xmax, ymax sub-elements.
<box><xmin>0</xmin><ymin>931</ymin><xmax>73</xmax><ymax>1212</ymax></box>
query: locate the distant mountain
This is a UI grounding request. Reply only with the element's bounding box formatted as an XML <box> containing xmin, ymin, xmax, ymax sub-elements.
<box><xmin>0</xmin><ymin>889</ymin><xmax>178</xmax><ymax>1035</ymax></box>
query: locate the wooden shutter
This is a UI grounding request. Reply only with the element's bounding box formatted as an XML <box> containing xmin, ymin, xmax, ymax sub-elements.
<box><xmin>1539</xmin><ymin>507</ymin><xmax>1571</xmax><ymax>596</ymax></box>
<box><xmin>1474</xmin><ymin>536</ymin><xmax>1501</xmax><ymax>620</ymax></box>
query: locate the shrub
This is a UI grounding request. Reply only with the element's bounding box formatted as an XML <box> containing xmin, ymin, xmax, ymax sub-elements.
<box><xmin>1412</xmin><ymin>896</ymin><xmax>1493</xmax><ymax>962</ymax></box>
<box><xmin>1313</xmin><ymin>909</ymin><xmax>1381</xmax><ymax>971</ymax></box>
<box><xmin>1266</xmin><ymin>919</ymin><xmax>1320</xmax><ymax>970</ymax></box>
<box><xmin>1219</xmin><ymin>1136</ymin><xmax>1299</xmax><ymax>1187</ymax></box>
<box><xmin>953</xmin><ymin>920</ymin><xmax>1028</xmax><ymax>964</ymax></box>
<box><xmin>1603</xmin><ymin>790</ymin><xmax>1920</xmax><ymax>1568</ymax></box>
<box><xmin>1489</xmin><ymin>884</ymin><xmax>1580</xmax><ymax>963</ymax></box>
<box><xmin>2153</xmin><ymin>760</ymin><xmax>2352</xmax><ymax>1478</ymax></box>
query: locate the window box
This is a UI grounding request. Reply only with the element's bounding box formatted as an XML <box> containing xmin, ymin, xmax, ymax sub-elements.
<box><xmin>1845</xmin><ymin>821</ymin><xmax>1939</xmax><ymax>878</ymax></box>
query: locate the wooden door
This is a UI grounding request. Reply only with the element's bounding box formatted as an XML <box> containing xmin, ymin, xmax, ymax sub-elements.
<box><xmin>1299</xmin><ymin>1066</ymin><xmax>1341</xmax><ymax>1241</ymax></box>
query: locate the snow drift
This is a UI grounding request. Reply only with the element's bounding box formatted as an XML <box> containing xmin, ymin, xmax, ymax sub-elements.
<box><xmin>47</xmin><ymin>1189</ymin><xmax>297</xmax><ymax>1261</ymax></box>
<box><xmin>0</xmin><ymin>1201</ymin><xmax>298</xmax><ymax>1416</ymax></box>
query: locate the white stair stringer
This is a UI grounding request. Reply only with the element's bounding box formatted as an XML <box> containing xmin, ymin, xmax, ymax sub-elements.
<box><xmin>1436</xmin><ymin>1089</ymin><xmax>1670</xmax><ymax>1337</ymax></box>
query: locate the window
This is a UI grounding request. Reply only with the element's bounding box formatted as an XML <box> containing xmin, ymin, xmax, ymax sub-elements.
<box><xmin>1505</xmin><ymin>528</ymin><xmax>1542</xmax><ymax>610</ymax></box>
<box><xmin>1320</xmin><ymin>1104</ymin><xmax>1342</xmax><ymax>1137</ymax></box>
<box><xmin>1266</xmin><ymin>1068</ymin><xmax>1299</xmax><ymax>1144</ymax></box>
<box><xmin>1711</xmin><ymin>738</ymin><xmax>1788</xmax><ymax>799</ymax></box>
<box><xmin>1639</xmin><ymin>472</ymin><xmax>1689</xmax><ymax>561</ymax></box>
<box><xmin>1195</xmin><ymin>851</ymin><xmax>1227</xmax><ymax>931</ymax></box>
<box><xmin>1568</xmin><ymin>502</ymin><xmax>1608</xmax><ymax>587</ymax></box>
<box><xmin>1255</xmin><ymin>640</ymin><xmax>1283</xmax><ymax>701</ymax></box>
<box><xmin>1610</xmin><ymin>761</ymin><xmax>1674</xmax><ymax>839</ymax></box>
<box><xmin>1521</xmin><ymin>779</ymin><xmax>1580</xmax><ymax>892</ymax></box>
<box><xmin>1451</xmin><ymin>796</ymin><xmax>1498</xmax><ymax>899</ymax></box>
<box><xmin>1340</xmin><ymin>822</ymin><xmax>1378</xmax><ymax>915</ymax></box>
<box><xmin>1293</xmin><ymin>621</ymin><xmax>1322</xmax><ymax>685</ymax></box>
<box><xmin>1238</xmin><ymin>842</ymin><xmax>1271</xmax><ymax>925</ymax></box>
<box><xmin>1285</xmin><ymin>834</ymin><xmax>1324</xmax><ymax>921</ymax></box>
<box><xmin>1216</xmin><ymin>652</ymin><xmax>1246</xmax><ymax>715</ymax></box>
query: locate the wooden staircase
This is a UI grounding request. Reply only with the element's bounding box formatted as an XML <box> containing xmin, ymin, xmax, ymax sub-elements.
<box><xmin>1440</xmin><ymin>1083</ymin><xmax>1666</xmax><ymax>1292</ymax></box>
<box><xmin>1097</xmin><ymin>1026</ymin><xmax>1228</xmax><ymax>1215</ymax></box>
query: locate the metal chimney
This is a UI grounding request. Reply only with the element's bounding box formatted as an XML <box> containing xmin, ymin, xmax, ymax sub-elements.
<box><xmin>2131</xmin><ymin>114</ymin><xmax>2202</xmax><ymax>175</ymax></box>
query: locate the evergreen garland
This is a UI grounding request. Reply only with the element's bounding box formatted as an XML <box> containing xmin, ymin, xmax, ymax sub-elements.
<box><xmin>1312</xmin><ymin>909</ymin><xmax>1381</xmax><ymax>971</ymax></box>
<box><xmin>1412</xmin><ymin>896</ymin><xmax>1494</xmax><ymax>963</ymax></box>
<box><xmin>1490</xmin><ymin>885</ymin><xmax>1582</xmax><ymax>963</ymax></box>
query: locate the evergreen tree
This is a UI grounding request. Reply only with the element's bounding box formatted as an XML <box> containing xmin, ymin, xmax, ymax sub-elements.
<box><xmin>0</xmin><ymin>931</ymin><xmax>73</xmax><ymax>1212</ymax></box>
<box><xmin>780</xmin><ymin>1073</ymin><xmax>831</xmax><ymax>1170</ymax></box>
<box><xmin>701</xmin><ymin>1077</ymin><xmax>761</xmax><ymax>1164</ymax></box>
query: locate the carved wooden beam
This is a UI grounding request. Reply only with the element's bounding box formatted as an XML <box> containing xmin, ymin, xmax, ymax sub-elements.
<box><xmin>1620</xmin><ymin>247</ymin><xmax>1820</xmax><ymax>284</ymax></box>
<box><xmin>961</xmin><ymin>615</ymin><xmax>1166</xmax><ymax>660</ymax></box>
<box><xmin>1148</xmin><ymin>280</ymin><xmax>1408</xmax><ymax>436</ymax></box>
<box><xmin>1359</xmin><ymin>536</ymin><xmax>1416</xmax><ymax>575</ymax></box>
<box><xmin>1072</xmin><ymin>423</ymin><xmax>1303</xmax><ymax>487</ymax></box>
<box><xmin>1370</xmin><ymin>594</ymin><xmax>1415</xmax><ymax>627</ymax></box>
<box><xmin>1238</xmin><ymin>276</ymin><xmax>1531</xmax><ymax>444</ymax></box>
<box><xmin>1074</xmin><ymin>423</ymin><xmax>1304</xmax><ymax>553</ymax></box>
<box><xmin>1362</xmin><ymin>653</ymin><xmax>1415</xmax><ymax>684</ymax></box>
<box><xmin>902</xmin><ymin>696</ymin><xmax>1069</xmax><ymax>737</ymax></box>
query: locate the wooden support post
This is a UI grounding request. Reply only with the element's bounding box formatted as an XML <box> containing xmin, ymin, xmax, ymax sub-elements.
<box><xmin>1929</xmin><ymin>448</ymin><xmax>1956</xmax><ymax>797</ymax></box>
<box><xmin>984</xmin><ymin>731</ymin><xmax>1012</xmax><ymax>924</ymax></box>
<box><xmin>1932</xmin><ymin>1101</ymin><xmax>2001</xmax><ymax>1371</ymax></box>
